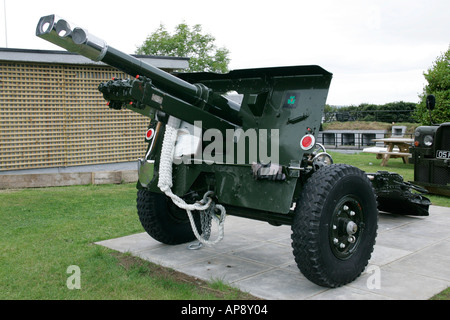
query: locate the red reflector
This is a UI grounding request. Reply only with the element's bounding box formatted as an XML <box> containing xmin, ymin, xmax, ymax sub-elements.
<box><xmin>302</xmin><ymin>136</ymin><xmax>312</xmax><ymax>148</ymax></box>
<box><xmin>146</xmin><ymin>128</ymin><xmax>155</xmax><ymax>140</ymax></box>
<box><xmin>300</xmin><ymin>134</ymin><xmax>315</xmax><ymax>150</ymax></box>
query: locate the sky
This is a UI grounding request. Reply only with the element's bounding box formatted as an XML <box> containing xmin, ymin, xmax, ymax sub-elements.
<box><xmin>0</xmin><ymin>0</ymin><xmax>449</xmax><ymax>106</ymax></box>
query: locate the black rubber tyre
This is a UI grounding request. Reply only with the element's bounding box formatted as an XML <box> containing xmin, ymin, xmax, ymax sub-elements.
<box><xmin>137</xmin><ymin>189</ymin><xmax>201</xmax><ymax>245</ymax></box>
<box><xmin>291</xmin><ymin>164</ymin><xmax>378</xmax><ymax>288</ymax></box>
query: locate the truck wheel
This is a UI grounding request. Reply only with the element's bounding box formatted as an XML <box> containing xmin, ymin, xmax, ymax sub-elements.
<box><xmin>137</xmin><ymin>189</ymin><xmax>201</xmax><ymax>245</ymax></box>
<box><xmin>291</xmin><ymin>164</ymin><xmax>378</xmax><ymax>287</ymax></box>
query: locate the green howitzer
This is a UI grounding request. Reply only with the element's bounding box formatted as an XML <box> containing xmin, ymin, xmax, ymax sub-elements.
<box><xmin>36</xmin><ymin>14</ymin><xmax>428</xmax><ymax>288</ymax></box>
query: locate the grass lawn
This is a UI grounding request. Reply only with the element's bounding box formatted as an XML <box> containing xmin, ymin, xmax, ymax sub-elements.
<box><xmin>0</xmin><ymin>151</ymin><xmax>448</xmax><ymax>300</ymax></box>
<box><xmin>0</xmin><ymin>184</ymin><xmax>256</xmax><ymax>300</ymax></box>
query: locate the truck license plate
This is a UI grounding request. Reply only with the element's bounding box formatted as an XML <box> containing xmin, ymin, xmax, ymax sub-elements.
<box><xmin>436</xmin><ymin>150</ymin><xmax>450</xmax><ymax>159</ymax></box>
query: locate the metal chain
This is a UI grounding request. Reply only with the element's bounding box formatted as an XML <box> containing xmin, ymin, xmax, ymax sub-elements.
<box><xmin>187</xmin><ymin>192</ymin><xmax>226</xmax><ymax>250</ymax></box>
<box><xmin>200</xmin><ymin>205</ymin><xmax>214</xmax><ymax>241</ymax></box>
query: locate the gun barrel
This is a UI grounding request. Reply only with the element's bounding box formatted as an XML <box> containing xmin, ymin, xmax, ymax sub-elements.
<box><xmin>36</xmin><ymin>15</ymin><xmax>108</xmax><ymax>62</ymax></box>
<box><xmin>36</xmin><ymin>14</ymin><xmax>241</xmax><ymax>122</ymax></box>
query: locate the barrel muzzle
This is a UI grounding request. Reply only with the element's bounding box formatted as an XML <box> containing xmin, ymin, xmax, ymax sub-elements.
<box><xmin>36</xmin><ymin>14</ymin><xmax>108</xmax><ymax>61</ymax></box>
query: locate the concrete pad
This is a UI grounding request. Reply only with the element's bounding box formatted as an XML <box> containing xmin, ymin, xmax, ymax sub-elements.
<box><xmin>375</xmin><ymin>228</ymin><xmax>440</xmax><ymax>252</ymax></box>
<box><xmin>236</xmin><ymin>269</ymin><xmax>327</xmax><ymax>300</ymax></box>
<box><xmin>137</xmin><ymin>244</ymin><xmax>222</xmax><ymax>269</ymax></box>
<box><xmin>387</xmin><ymin>249</ymin><xmax>450</xmax><ymax>282</ymax></box>
<box><xmin>369</xmin><ymin>244</ymin><xmax>412</xmax><ymax>266</ymax></box>
<box><xmin>96</xmin><ymin>205</ymin><xmax>450</xmax><ymax>300</ymax></box>
<box><xmin>96</xmin><ymin>232</ymin><xmax>163</xmax><ymax>253</ymax></box>
<box><xmin>176</xmin><ymin>255</ymin><xmax>273</xmax><ymax>284</ymax></box>
<box><xmin>308</xmin><ymin>285</ymin><xmax>390</xmax><ymax>300</ymax></box>
<box><xmin>347</xmin><ymin>265</ymin><xmax>449</xmax><ymax>300</ymax></box>
<box><xmin>229</xmin><ymin>242</ymin><xmax>294</xmax><ymax>267</ymax></box>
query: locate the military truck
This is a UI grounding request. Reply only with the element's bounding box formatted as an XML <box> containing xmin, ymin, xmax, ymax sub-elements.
<box><xmin>412</xmin><ymin>95</ymin><xmax>450</xmax><ymax>196</ymax></box>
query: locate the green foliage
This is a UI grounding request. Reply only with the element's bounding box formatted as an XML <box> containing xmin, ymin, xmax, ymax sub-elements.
<box><xmin>136</xmin><ymin>23</ymin><xmax>230</xmax><ymax>73</ymax></box>
<box><xmin>414</xmin><ymin>46</ymin><xmax>450</xmax><ymax>124</ymax></box>
<box><xmin>325</xmin><ymin>101</ymin><xmax>418</xmax><ymax>123</ymax></box>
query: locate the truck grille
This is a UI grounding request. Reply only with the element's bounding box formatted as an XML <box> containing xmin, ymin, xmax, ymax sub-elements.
<box><xmin>433</xmin><ymin>125</ymin><xmax>450</xmax><ymax>186</ymax></box>
<box><xmin>416</xmin><ymin>163</ymin><xmax>429</xmax><ymax>182</ymax></box>
<box><xmin>438</xmin><ymin>126</ymin><xmax>450</xmax><ymax>150</ymax></box>
<box><xmin>434</xmin><ymin>166</ymin><xmax>450</xmax><ymax>185</ymax></box>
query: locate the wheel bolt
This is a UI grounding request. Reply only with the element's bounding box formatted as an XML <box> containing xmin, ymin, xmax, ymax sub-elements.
<box><xmin>350</xmin><ymin>211</ymin><xmax>355</xmax><ymax>216</ymax></box>
<box><xmin>343</xmin><ymin>205</ymin><xmax>349</xmax><ymax>211</ymax></box>
<box><xmin>333</xmin><ymin>238</ymin><xmax>338</xmax><ymax>244</ymax></box>
<box><xmin>339</xmin><ymin>243</ymin><xmax>346</xmax><ymax>249</ymax></box>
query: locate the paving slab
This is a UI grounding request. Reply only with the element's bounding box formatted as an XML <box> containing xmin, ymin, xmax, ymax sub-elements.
<box><xmin>96</xmin><ymin>205</ymin><xmax>450</xmax><ymax>300</ymax></box>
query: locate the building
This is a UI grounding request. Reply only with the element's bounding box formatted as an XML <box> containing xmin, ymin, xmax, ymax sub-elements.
<box><xmin>0</xmin><ymin>48</ymin><xmax>188</xmax><ymax>174</ymax></box>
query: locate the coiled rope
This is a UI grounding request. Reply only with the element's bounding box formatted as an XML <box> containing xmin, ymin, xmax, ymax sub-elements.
<box><xmin>157</xmin><ymin>116</ymin><xmax>226</xmax><ymax>247</ymax></box>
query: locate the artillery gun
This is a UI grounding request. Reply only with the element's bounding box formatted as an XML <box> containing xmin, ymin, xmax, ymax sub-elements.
<box><xmin>36</xmin><ymin>15</ymin><xmax>429</xmax><ymax>287</ymax></box>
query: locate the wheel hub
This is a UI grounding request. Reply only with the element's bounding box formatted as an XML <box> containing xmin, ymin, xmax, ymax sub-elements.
<box><xmin>330</xmin><ymin>197</ymin><xmax>364</xmax><ymax>260</ymax></box>
<box><xmin>346</xmin><ymin>220</ymin><xmax>358</xmax><ymax>234</ymax></box>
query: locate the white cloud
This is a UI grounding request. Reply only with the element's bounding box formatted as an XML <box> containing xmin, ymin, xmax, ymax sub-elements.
<box><xmin>328</xmin><ymin>69</ymin><xmax>427</xmax><ymax>106</ymax></box>
<box><xmin>1</xmin><ymin>0</ymin><xmax>449</xmax><ymax>105</ymax></box>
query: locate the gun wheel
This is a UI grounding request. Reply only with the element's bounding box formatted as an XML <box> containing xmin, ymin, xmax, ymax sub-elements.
<box><xmin>137</xmin><ymin>189</ymin><xmax>201</xmax><ymax>245</ymax></box>
<box><xmin>291</xmin><ymin>164</ymin><xmax>378</xmax><ymax>287</ymax></box>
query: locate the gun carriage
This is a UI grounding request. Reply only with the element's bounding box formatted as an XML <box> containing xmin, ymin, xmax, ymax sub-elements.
<box><xmin>36</xmin><ymin>15</ymin><xmax>430</xmax><ymax>287</ymax></box>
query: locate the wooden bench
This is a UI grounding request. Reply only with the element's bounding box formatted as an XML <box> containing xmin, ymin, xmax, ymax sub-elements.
<box><xmin>363</xmin><ymin>146</ymin><xmax>411</xmax><ymax>166</ymax></box>
<box><xmin>363</xmin><ymin>146</ymin><xmax>387</xmax><ymax>154</ymax></box>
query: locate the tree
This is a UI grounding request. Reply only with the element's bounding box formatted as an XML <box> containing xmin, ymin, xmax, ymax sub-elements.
<box><xmin>414</xmin><ymin>46</ymin><xmax>450</xmax><ymax>124</ymax></box>
<box><xmin>136</xmin><ymin>23</ymin><xmax>230</xmax><ymax>73</ymax></box>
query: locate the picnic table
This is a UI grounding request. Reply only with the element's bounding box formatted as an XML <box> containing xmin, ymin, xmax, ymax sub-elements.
<box><xmin>363</xmin><ymin>137</ymin><xmax>414</xmax><ymax>166</ymax></box>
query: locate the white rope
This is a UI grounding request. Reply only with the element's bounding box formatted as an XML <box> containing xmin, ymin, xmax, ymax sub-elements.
<box><xmin>157</xmin><ymin>116</ymin><xmax>226</xmax><ymax>247</ymax></box>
